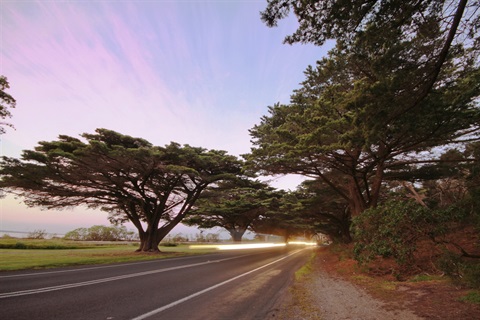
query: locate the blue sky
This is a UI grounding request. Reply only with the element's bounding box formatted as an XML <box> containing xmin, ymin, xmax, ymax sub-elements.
<box><xmin>0</xmin><ymin>1</ymin><xmax>330</xmax><ymax>237</ymax></box>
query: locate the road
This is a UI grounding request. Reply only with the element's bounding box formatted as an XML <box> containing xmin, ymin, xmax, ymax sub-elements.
<box><xmin>0</xmin><ymin>245</ymin><xmax>313</xmax><ymax>320</ymax></box>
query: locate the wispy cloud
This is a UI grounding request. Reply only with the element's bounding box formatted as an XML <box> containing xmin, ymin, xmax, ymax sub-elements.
<box><xmin>3</xmin><ymin>1</ymin><xmax>330</xmax><ymax>149</ymax></box>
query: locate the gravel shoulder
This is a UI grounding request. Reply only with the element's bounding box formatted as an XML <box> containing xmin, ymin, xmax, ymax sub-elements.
<box><xmin>269</xmin><ymin>253</ymin><xmax>419</xmax><ymax>320</ymax></box>
<box><xmin>268</xmin><ymin>246</ymin><xmax>480</xmax><ymax>320</ymax></box>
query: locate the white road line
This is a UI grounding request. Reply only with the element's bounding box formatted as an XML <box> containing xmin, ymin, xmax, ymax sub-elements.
<box><xmin>131</xmin><ymin>248</ymin><xmax>306</xmax><ymax>320</ymax></box>
<box><xmin>0</xmin><ymin>254</ymin><xmax>225</xmax><ymax>279</ymax></box>
<box><xmin>0</xmin><ymin>256</ymin><xmax>241</xmax><ymax>299</ymax></box>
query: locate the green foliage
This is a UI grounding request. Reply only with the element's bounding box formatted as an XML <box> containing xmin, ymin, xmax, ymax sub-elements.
<box><xmin>159</xmin><ymin>242</ymin><xmax>178</xmax><ymax>247</ymax></box>
<box><xmin>462</xmin><ymin>263</ymin><xmax>480</xmax><ymax>289</ymax></box>
<box><xmin>194</xmin><ymin>232</ymin><xmax>220</xmax><ymax>243</ymax></box>
<box><xmin>352</xmin><ymin>200</ymin><xmax>467</xmax><ymax>265</ymax></box>
<box><xmin>185</xmin><ymin>178</ymin><xmax>282</xmax><ymax>241</ymax></box>
<box><xmin>0</xmin><ymin>75</ymin><xmax>16</xmax><ymax>134</ymax></box>
<box><xmin>27</xmin><ymin>229</ymin><xmax>48</xmax><ymax>239</ymax></box>
<box><xmin>251</xmin><ymin>190</ymin><xmax>314</xmax><ymax>241</ymax></box>
<box><xmin>295</xmin><ymin>179</ymin><xmax>352</xmax><ymax>243</ymax></box>
<box><xmin>0</xmin><ymin>240</ymin><xmax>80</xmax><ymax>250</ymax></box>
<box><xmin>459</xmin><ymin>291</ymin><xmax>480</xmax><ymax>304</ymax></box>
<box><xmin>13</xmin><ymin>242</ymin><xmax>27</xmax><ymax>249</ymax></box>
<box><xmin>261</xmin><ymin>1</ymin><xmax>479</xmax><ymax>54</ymax></box>
<box><xmin>437</xmin><ymin>251</ymin><xmax>480</xmax><ymax>289</ymax></box>
<box><xmin>64</xmin><ymin>225</ymin><xmax>136</xmax><ymax>241</ymax></box>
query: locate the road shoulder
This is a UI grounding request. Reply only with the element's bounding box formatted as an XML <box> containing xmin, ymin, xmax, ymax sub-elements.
<box><xmin>269</xmin><ymin>247</ymin><xmax>419</xmax><ymax>320</ymax></box>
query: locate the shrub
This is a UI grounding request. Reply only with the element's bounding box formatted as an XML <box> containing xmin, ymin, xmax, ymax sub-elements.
<box><xmin>463</xmin><ymin>262</ymin><xmax>480</xmax><ymax>289</ymax></box>
<box><xmin>160</xmin><ymin>242</ymin><xmax>178</xmax><ymax>247</ymax></box>
<box><xmin>352</xmin><ymin>200</ymin><xmax>467</xmax><ymax>267</ymax></box>
<box><xmin>14</xmin><ymin>242</ymin><xmax>27</xmax><ymax>249</ymax></box>
<box><xmin>435</xmin><ymin>251</ymin><xmax>463</xmax><ymax>278</ymax></box>
<box><xmin>27</xmin><ymin>229</ymin><xmax>47</xmax><ymax>239</ymax></box>
<box><xmin>437</xmin><ymin>251</ymin><xmax>480</xmax><ymax>289</ymax></box>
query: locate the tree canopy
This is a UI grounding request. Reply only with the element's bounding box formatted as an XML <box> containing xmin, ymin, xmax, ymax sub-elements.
<box><xmin>0</xmin><ymin>76</ymin><xmax>16</xmax><ymax>134</ymax></box>
<box><xmin>250</xmin><ymin>190</ymin><xmax>314</xmax><ymax>242</ymax></box>
<box><xmin>0</xmin><ymin>129</ymin><xmax>242</xmax><ymax>251</ymax></box>
<box><xmin>295</xmin><ymin>178</ymin><xmax>351</xmax><ymax>243</ymax></box>
<box><xmin>261</xmin><ymin>1</ymin><xmax>478</xmax><ymax>49</ymax></box>
<box><xmin>248</xmin><ymin>7</ymin><xmax>480</xmax><ymax>217</ymax></box>
<box><xmin>261</xmin><ymin>0</ymin><xmax>479</xmax><ymax>122</ymax></box>
<box><xmin>184</xmin><ymin>178</ymin><xmax>282</xmax><ymax>241</ymax></box>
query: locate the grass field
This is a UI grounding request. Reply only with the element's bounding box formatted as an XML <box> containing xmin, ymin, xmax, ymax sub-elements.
<box><xmin>0</xmin><ymin>238</ymin><xmax>215</xmax><ymax>271</ymax></box>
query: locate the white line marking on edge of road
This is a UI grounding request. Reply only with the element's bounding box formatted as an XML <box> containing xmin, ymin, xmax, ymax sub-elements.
<box><xmin>0</xmin><ymin>255</ymin><xmax>243</xmax><ymax>299</ymax></box>
<box><xmin>0</xmin><ymin>253</ymin><xmax>229</xmax><ymax>279</ymax></box>
<box><xmin>131</xmin><ymin>248</ymin><xmax>307</xmax><ymax>320</ymax></box>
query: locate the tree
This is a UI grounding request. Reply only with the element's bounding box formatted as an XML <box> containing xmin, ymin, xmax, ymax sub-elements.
<box><xmin>0</xmin><ymin>76</ymin><xmax>16</xmax><ymax>134</ymax></box>
<box><xmin>27</xmin><ymin>229</ymin><xmax>47</xmax><ymax>239</ymax></box>
<box><xmin>0</xmin><ymin>129</ymin><xmax>242</xmax><ymax>252</ymax></box>
<box><xmin>250</xmin><ymin>190</ymin><xmax>315</xmax><ymax>242</ymax></box>
<box><xmin>247</xmin><ymin>17</ymin><xmax>480</xmax><ymax>218</ymax></box>
<box><xmin>184</xmin><ymin>178</ymin><xmax>281</xmax><ymax>242</ymax></box>
<box><xmin>295</xmin><ymin>179</ymin><xmax>352</xmax><ymax>243</ymax></box>
<box><xmin>261</xmin><ymin>1</ymin><xmax>478</xmax><ymax>106</ymax></box>
<box><xmin>262</xmin><ymin>0</ymin><xmax>478</xmax><ymax>44</ymax></box>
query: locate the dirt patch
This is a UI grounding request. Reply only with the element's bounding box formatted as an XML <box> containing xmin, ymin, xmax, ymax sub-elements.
<box><xmin>272</xmin><ymin>246</ymin><xmax>480</xmax><ymax>319</ymax></box>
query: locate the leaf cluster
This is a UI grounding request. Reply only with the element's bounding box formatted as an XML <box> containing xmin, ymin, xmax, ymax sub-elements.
<box><xmin>0</xmin><ymin>75</ymin><xmax>16</xmax><ymax>134</ymax></box>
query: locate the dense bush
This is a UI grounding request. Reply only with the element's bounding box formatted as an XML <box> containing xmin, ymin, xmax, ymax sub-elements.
<box><xmin>352</xmin><ymin>200</ymin><xmax>467</xmax><ymax>266</ymax></box>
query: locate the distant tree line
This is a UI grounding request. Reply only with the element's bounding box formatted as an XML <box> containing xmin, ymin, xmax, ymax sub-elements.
<box><xmin>64</xmin><ymin>225</ymin><xmax>137</xmax><ymax>241</ymax></box>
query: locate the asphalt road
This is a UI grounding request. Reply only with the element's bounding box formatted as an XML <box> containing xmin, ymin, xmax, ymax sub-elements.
<box><xmin>0</xmin><ymin>245</ymin><xmax>313</xmax><ymax>320</ymax></box>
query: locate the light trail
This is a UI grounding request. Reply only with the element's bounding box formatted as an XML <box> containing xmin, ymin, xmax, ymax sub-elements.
<box><xmin>189</xmin><ymin>243</ymin><xmax>286</xmax><ymax>250</ymax></box>
<box><xmin>189</xmin><ymin>242</ymin><xmax>317</xmax><ymax>250</ymax></box>
<box><xmin>287</xmin><ymin>241</ymin><xmax>317</xmax><ymax>246</ymax></box>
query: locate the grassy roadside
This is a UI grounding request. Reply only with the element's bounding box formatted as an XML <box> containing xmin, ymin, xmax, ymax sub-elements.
<box><xmin>268</xmin><ymin>250</ymin><xmax>322</xmax><ymax>319</ymax></box>
<box><xmin>294</xmin><ymin>251</ymin><xmax>315</xmax><ymax>280</ymax></box>
<box><xmin>0</xmin><ymin>238</ymin><xmax>215</xmax><ymax>271</ymax></box>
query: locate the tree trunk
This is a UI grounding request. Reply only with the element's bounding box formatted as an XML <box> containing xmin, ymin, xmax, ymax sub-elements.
<box><xmin>330</xmin><ymin>213</ymin><xmax>352</xmax><ymax>244</ymax></box>
<box><xmin>136</xmin><ymin>228</ymin><xmax>161</xmax><ymax>252</ymax></box>
<box><xmin>329</xmin><ymin>228</ymin><xmax>352</xmax><ymax>244</ymax></box>
<box><xmin>338</xmin><ymin>222</ymin><xmax>352</xmax><ymax>244</ymax></box>
<box><xmin>230</xmin><ymin>229</ymin><xmax>245</xmax><ymax>242</ymax></box>
<box><xmin>134</xmin><ymin>211</ymin><xmax>189</xmax><ymax>252</ymax></box>
<box><xmin>348</xmin><ymin>179</ymin><xmax>366</xmax><ymax>216</ymax></box>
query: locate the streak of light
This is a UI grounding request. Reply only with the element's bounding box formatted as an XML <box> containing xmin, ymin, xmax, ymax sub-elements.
<box><xmin>287</xmin><ymin>241</ymin><xmax>317</xmax><ymax>246</ymax></box>
<box><xmin>188</xmin><ymin>243</ymin><xmax>287</xmax><ymax>250</ymax></box>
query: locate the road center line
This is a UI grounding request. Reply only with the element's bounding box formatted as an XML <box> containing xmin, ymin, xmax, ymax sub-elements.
<box><xmin>131</xmin><ymin>248</ymin><xmax>306</xmax><ymax>320</ymax></box>
<box><xmin>0</xmin><ymin>255</ymin><xmax>242</xmax><ymax>299</ymax></box>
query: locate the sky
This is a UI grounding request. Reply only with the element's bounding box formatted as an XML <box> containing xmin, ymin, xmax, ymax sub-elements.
<box><xmin>0</xmin><ymin>0</ymin><xmax>330</xmax><ymax>238</ymax></box>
